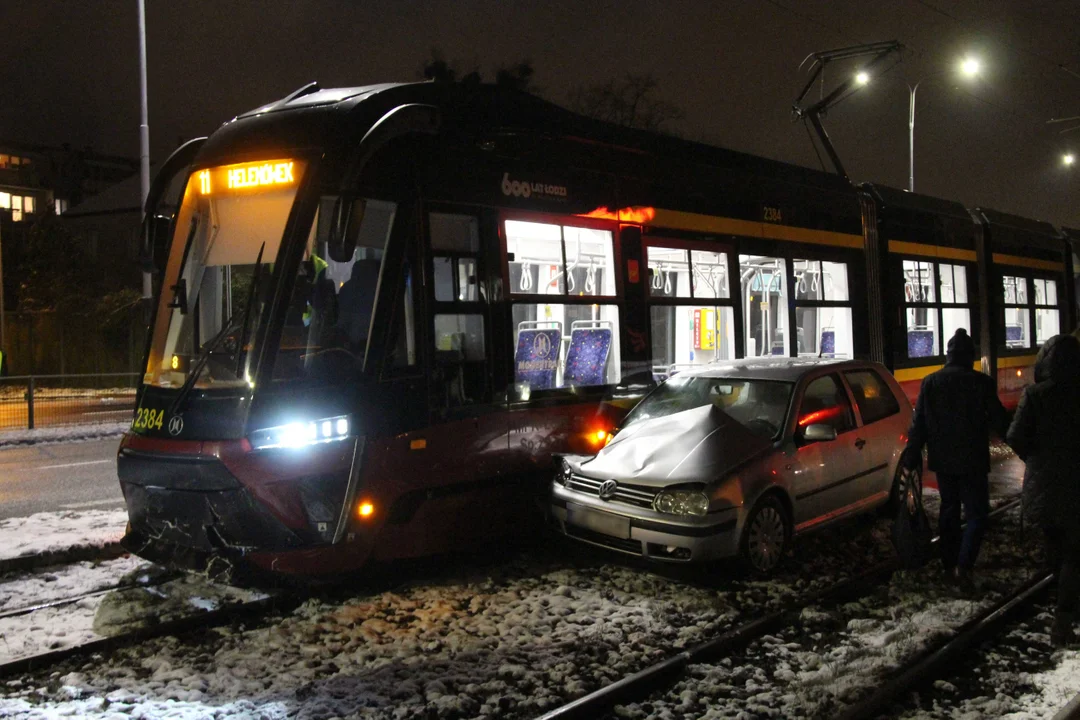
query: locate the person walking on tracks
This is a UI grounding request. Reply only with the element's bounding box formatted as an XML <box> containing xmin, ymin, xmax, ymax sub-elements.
<box><xmin>904</xmin><ymin>328</ymin><xmax>1009</xmax><ymax>593</ymax></box>
<box><xmin>1007</xmin><ymin>333</ymin><xmax>1080</xmax><ymax>648</ymax></box>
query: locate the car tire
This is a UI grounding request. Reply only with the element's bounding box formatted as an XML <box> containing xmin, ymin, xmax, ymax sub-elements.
<box><xmin>739</xmin><ymin>495</ymin><xmax>790</xmax><ymax>576</ymax></box>
<box><xmin>882</xmin><ymin>462</ymin><xmax>922</xmax><ymax>517</ymax></box>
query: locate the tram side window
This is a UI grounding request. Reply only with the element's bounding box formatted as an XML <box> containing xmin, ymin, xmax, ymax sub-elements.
<box><xmin>511</xmin><ymin>303</ymin><xmax>621</xmax><ymax>389</ymax></box>
<box><xmin>794</xmin><ymin>259</ymin><xmax>853</xmax><ymax>359</ymax></box>
<box><xmin>431</xmin><ymin>213</ymin><xmax>481</xmax><ymax>303</ymax></box>
<box><xmin>648</xmin><ymin>245</ymin><xmax>734</xmax><ymax>379</ymax></box>
<box><xmin>901</xmin><ymin>260</ymin><xmax>973</xmax><ymax>360</ymax></box>
<box><xmin>1034</xmin><ymin>278</ymin><xmax>1060</xmax><ymax>345</ymax></box>
<box><xmin>740</xmin><ymin>255</ymin><xmax>789</xmax><ymax>358</ymax></box>
<box><xmin>434</xmin><ymin>313</ymin><xmax>486</xmax><ymax>406</ymax></box>
<box><xmin>1002</xmin><ymin>275</ymin><xmax>1031</xmax><ymax>349</ymax></box>
<box><xmin>274</xmin><ymin>197</ymin><xmax>397</xmax><ymax>382</ymax></box>
<box><xmin>505</xmin><ymin>219</ymin><xmax>620</xmax><ymax>391</ymax></box>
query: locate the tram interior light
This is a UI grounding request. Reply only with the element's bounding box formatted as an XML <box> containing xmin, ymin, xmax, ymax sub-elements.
<box><xmin>1065</xmin><ymin>154</ymin><xmax>1076</xmax><ymax>167</ymax></box>
<box><xmin>960</xmin><ymin>57</ymin><xmax>981</xmax><ymax>77</ymax></box>
<box><xmin>249</xmin><ymin>415</ymin><xmax>351</xmax><ymax>450</ymax></box>
<box><xmin>855</xmin><ymin>71</ymin><xmax>870</xmax><ymax>85</ymax></box>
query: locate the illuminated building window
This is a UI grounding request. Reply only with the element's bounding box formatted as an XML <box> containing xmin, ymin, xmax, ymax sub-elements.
<box><xmin>0</xmin><ymin>192</ymin><xmax>9</xmax><ymax>209</ymax></box>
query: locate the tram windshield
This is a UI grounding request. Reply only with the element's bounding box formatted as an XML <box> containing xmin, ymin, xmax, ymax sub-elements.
<box><xmin>144</xmin><ymin>159</ymin><xmax>307</xmax><ymax>389</ymax></box>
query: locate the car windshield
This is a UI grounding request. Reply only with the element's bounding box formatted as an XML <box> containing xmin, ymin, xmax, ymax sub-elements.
<box><xmin>622</xmin><ymin>375</ymin><xmax>793</xmax><ymax>439</ymax></box>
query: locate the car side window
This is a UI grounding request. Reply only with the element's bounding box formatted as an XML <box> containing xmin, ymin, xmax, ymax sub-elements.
<box><xmin>843</xmin><ymin>369</ymin><xmax>900</xmax><ymax>425</ymax></box>
<box><xmin>798</xmin><ymin>374</ymin><xmax>856</xmax><ymax>434</ymax></box>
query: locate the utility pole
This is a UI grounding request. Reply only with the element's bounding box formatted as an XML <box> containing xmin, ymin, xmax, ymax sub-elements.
<box><xmin>137</xmin><ymin>0</ymin><xmax>151</xmax><ymax>316</ymax></box>
<box><xmin>0</xmin><ymin>220</ymin><xmax>5</xmax><ymax>354</ymax></box>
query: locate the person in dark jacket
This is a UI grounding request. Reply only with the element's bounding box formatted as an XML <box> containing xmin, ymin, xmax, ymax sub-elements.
<box><xmin>1007</xmin><ymin>333</ymin><xmax>1080</xmax><ymax>647</ymax></box>
<box><xmin>905</xmin><ymin>328</ymin><xmax>1009</xmax><ymax>591</ymax></box>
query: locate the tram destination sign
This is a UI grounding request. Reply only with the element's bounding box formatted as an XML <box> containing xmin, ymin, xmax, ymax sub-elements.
<box><xmin>196</xmin><ymin>159</ymin><xmax>298</xmax><ymax>195</ymax></box>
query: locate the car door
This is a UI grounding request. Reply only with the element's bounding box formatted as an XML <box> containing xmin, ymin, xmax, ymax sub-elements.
<box><xmin>787</xmin><ymin>372</ymin><xmax>868</xmax><ymax>531</ymax></box>
<box><xmin>842</xmin><ymin>367</ymin><xmax>904</xmax><ymax>500</ymax></box>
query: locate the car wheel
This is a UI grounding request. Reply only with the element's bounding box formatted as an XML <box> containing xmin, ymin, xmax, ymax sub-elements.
<box><xmin>739</xmin><ymin>496</ymin><xmax>790</xmax><ymax>576</ymax></box>
<box><xmin>883</xmin><ymin>462</ymin><xmax>922</xmax><ymax>516</ymax></box>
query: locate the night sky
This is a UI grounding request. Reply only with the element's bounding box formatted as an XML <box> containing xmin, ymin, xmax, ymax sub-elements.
<box><xmin>4</xmin><ymin>0</ymin><xmax>1078</xmax><ymax>226</ymax></box>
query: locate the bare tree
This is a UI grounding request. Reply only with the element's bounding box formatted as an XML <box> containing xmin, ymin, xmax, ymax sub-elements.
<box><xmin>419</xmin><ymin>50</ymin><xmax>534</xmax><ymax>92</ymax></box>
<box><xmin>568</xmin><ymin>74</ymin><xmax>684</xmax><ymax>132</ymax></box>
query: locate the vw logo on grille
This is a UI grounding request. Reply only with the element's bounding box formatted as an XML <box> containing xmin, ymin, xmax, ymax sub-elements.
<box><xmin>167</xmin><ymin>415</ymin><xmax>184</xmax><ymax>436</ymax></box>
<box><xmin>598</xmin><ymin>479</ymin><xmax>618</xmax><ymax>500</ymax></box>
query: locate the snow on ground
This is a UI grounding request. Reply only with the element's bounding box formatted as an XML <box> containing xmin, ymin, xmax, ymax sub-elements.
<box><xmin>1</xmin><ymin>566</ymin><xmax>265</xmax><ymax>667</ymax></box>
<box><xmin>0</xmin><ymin>456</ymin><xmax>1038</xmax><ymax>720</ymax></box>
<box><xmin>0</xmin><ymin>509</ymin><xmax>127</xmax><ymax>561</ymax></box>
<box><xmin>609</xmin><ymin>505</ymin><xmax>1042</xmax><ymax>719</ymax></box>
<box><xmin>895</xmin><ymin>603</ymin><xmax>1080</xmax><ymax>719</ymax></box>
<box><xmin>0</xmin><ymin>509</ymin><xmax>959</xmax><ymax>720</ymax></box>
<box><xmin>0</xmin><ymin>556</ymin><xmax>149</xmax><ymax>613</ymax></box>
<box><xmin>0</xmin><ymin>422</ymin><xmax>128</xmax><ymax>448</ymax></box>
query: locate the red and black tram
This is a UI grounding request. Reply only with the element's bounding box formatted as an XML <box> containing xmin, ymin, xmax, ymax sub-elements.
<box><xmin>119</xmin><ymin>81</ymin><xmax>1076</xmax><ymax>576</ymax></box>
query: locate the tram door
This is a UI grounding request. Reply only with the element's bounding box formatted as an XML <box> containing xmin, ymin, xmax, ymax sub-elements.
<box><xmin>416</xmin><ymin>208</ymin><xmax>521</xmax><ymax>540</ymax></box>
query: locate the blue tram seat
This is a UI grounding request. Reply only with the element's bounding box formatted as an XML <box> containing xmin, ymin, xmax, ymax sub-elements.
<box><xmin>907</xmin><ymin>329</ymin><xmax>935</xmax><ymax>358</ymax></box>
<box><xmin>1005</xmin><ymin>324</ymin><xmax>1024</xmax><ymax>348</ymax></box>
<box><xmin>514</xmin><ymin>326</ymin><xmax>562</xmax><ymax>390</ymax></box>
<box><xmin>565</xmin><ymin>325</ymin><xmax>612</xmax><ymax>387</ymax></box>
<box><xmin>820</xmin><ymin>329</ymin><xmax>836</xmax><ymax>358</ymax></box>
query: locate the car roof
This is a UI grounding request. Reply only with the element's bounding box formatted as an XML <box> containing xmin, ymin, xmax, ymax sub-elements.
<box><xmin>671</xmin><ymin>358</ymin><xmax>874</xmax><ymax>382</ymax></box>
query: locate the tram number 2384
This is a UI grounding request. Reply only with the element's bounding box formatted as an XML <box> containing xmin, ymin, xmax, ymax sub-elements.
<box><xmin>132</xmin><ymin>407</ymin><xmax>165</xmax><ymax>431</ymax></box>
<box><xmin>763</xmin><ymin>206</ymin><xmax>783</xmax><ymax>223</ymax></box>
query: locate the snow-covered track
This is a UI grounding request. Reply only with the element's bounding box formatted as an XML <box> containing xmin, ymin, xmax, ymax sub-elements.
<box><xmin>1054</xmin><ymin>690</ymin><xmax>1080</xmax><ymax>720</ymax></box>
<box><xmin>537</xmin><ymin>495</ymin><xmax>1022</xmax><ymax>720</ymax></box>
<box><xmin>0</xmin><ymin>542</ymin><xmax>125</xmax><ymax>576</ymax></box>
<box><xmin>0</xmin><ymin>589</ymin><xmax>304</xmax><ymax>681</ymax></box>
<box><xmin>838</xmin><ymin>570</ymin><xmax>1055</xmax><ymax>719</ymax></box>
<box><xmin>0</xmin><ymin>570</ymin><xmax>182</xmax><ymax>620</ymax></box>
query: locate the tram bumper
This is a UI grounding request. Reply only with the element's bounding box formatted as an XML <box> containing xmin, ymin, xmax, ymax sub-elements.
<box><xmin>117</xmin><ymin>433</ymin><xmax>367</xmax><ymax>576</ymax></box>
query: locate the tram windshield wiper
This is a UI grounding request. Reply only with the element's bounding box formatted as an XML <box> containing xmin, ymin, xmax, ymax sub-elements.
<box><xmin>169</xmin><ymin>243</ymin><xmax>265</xmax><ymax>416</ymax></box>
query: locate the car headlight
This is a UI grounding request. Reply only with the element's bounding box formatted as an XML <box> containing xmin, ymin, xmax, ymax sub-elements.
<box><xmin>248</xmin><ymin>415</ymin><xmax>351</xmax><ymax>450</ymax></box>
<box><xmin>653</xmin><ymin>489</ymin><xmax>709</xmax><ymax>516</ymax></box>
<box><xmin>554</xmin><ymin>458</ymin><xmax>573</xmax><ymax>485</ymax></box>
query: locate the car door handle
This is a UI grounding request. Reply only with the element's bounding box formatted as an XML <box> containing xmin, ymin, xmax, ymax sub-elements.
<box><xmin>854</xmin><ymin>438</ymin><xmax>867</xmax><ymax>450</ymax></box>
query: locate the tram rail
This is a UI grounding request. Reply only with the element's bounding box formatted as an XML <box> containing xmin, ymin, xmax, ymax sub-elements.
<box><xmin>0</xmin><ymin>543</ymin><xmax>126</xmax><ymax>577</ymax></box>
<box><xmin>536</xmin><ymin>495</ymin><xmax>1023</xmax><ymax>720</ymax></box>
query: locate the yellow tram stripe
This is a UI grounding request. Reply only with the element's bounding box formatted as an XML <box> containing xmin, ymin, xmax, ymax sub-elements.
<box><xmin>648</xmin><ymin>209</ymin><xmax>864</xmax><ymax>249</ymax></box>
<box><xmin>887</xmin><ymin>240</ymin><xmax>977</xmax><ymax>262</ymax></box>
<box><xmin>893</xmin><ymin>361</ymin><xmax>985</xmax><ymax>382</ymax></box>
<box><xmin>991</xmin><ymin>253</ymin><xmax>1064</xmax><ymax>272</ymax></box>
<box><xmin>997</xmin><ymin>354</ymin><xmax>1038</xmax><ymax>369</ymax></box>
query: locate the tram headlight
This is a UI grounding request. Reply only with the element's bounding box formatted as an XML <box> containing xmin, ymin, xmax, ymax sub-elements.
<box><xmin>652</xmin><ymin>489</ymin><xmax>709</xmax><ymax>517</ymax></box>
<box><xmin>248</xmin><ymin>415</ymin><xmax>351</xmax><ymax>450</ymax></box>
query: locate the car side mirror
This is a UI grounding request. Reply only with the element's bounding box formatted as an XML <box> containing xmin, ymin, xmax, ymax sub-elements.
<box><xmin>802</xmin><ymin>423</ymin><xmax>838</xmax><ymax>443</ymax></box>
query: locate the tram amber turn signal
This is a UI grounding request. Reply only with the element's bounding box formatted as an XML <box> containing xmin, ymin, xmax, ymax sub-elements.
<box><xmin>357</xmin><ymin>501</ymin><xmax>375</xmax><ymax>519</ymax></box>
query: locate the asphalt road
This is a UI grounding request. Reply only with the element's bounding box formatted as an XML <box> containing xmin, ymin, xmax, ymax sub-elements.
<box><xmin>0</xmin><ymin>437</ymin><xmax>124</xmax><ymax>520</ymax></box>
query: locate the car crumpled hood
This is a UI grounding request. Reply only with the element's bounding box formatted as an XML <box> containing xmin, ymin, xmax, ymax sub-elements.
<box><xmin>579</xmin><ymin>404</ymin><xmax>774</xmax><ymax>487</ymax></box>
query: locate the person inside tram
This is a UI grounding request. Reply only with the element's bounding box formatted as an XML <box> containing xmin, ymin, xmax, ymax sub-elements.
<box><xmin>336</xmin><ymin>258</ymin><xmax>381</xmax><ymax>352</ymax></box>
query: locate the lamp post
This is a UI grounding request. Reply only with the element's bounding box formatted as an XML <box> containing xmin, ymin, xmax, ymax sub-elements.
<box><xmin>908</xmin><ymin>57</ymin><xmax>981</xmax><ymax>193</ymax></box>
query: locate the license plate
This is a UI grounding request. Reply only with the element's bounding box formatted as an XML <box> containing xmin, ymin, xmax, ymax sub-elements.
<box><xmin>566</xmin><ymin>503</ymin><xmax>630</xmax><ymax>539</ymax></box>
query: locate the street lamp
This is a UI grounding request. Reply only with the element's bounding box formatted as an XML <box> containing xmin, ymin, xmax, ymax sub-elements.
<box><xmin>1065</xmin><ymin>153</ymin><xmax>1076</xmax><ymax>167</ymax></box>
<box><xmin>908</xmin><ymin>57</ymin><xmax>981</xmax><ymax>192</ymax></box>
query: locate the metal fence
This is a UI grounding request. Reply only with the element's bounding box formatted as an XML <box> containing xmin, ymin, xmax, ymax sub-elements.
<box><xmin>0</xmin><ymin>373</ymin><xmax>139</xmax><ymax>431</ymax></box>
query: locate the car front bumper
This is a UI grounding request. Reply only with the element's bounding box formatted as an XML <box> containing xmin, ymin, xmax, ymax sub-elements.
<box><xmin>550</xmin><ymin>484</ymin><xmax>742</xmax><ymax>562</ymax></box>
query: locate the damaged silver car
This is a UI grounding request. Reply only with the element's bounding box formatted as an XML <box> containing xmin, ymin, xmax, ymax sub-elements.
<box><xmin>550</xmin><ymin>359</ymin><xmax>913</xmax><ymax>574</ymax></box>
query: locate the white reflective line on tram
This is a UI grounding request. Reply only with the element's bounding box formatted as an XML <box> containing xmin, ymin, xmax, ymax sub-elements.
<box><xmin>59</xmin><ymin>498</ymin><xmax>124</xmax><ymax>509</ymax></box>
<box><xmin>37</xmin><ymin>459</ymin><xmax>113</xmax><ymax>470</ymax></box>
